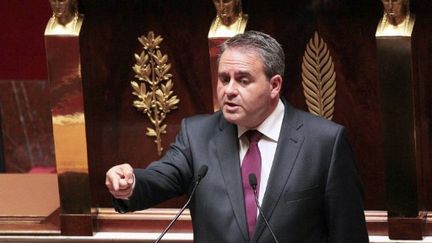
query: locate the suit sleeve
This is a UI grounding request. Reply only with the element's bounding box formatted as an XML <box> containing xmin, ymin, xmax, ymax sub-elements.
<box><xmin>325</xmin><ymin>127</ymin><xmax>369</xmax><ymax>243</ymax></box>
<box><xmin>113</xmin><ymin>118</ymin><xmax>194</xmax><ymax>213</ymax></box>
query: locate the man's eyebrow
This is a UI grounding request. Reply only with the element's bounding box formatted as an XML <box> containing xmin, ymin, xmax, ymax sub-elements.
<box><xmin>217</xmin><ymin>71</ymin><xmax>228</xmax><ymax>77</ymax></box>
<box><xmin>235</xmin><ymin>71</ymin><xmax>252</xmax><ymax>77</ymax></box>
<box><xmin>217</xmin><ymin>70</ymin><xmax>252</xmax><ymax>78</ymax></box>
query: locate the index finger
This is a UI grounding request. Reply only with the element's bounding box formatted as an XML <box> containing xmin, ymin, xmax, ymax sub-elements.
<box><xmin>119</xmin><ymin>164</ymin><xmax>134</xmax><ymax>184</ymax></box>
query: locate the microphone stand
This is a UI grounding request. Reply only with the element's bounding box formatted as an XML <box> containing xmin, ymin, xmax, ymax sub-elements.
<box><xmin>154</xmin><ymin>165</ymin><xmax>208</xmax><ymax>243</ymax></box>
<box><xmin>249</xmin><ymin>174</ymin><xmax>279</xmax><ymax>243</ymax></box>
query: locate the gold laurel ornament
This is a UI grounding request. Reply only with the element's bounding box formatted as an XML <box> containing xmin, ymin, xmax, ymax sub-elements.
<box><xmin>130</xmin><ymin>31</ymin><xmax>180</xmax><ymax>156</ymax></box>
<box><xmin>301</xmin><ymin>31</ymin><xmax>336</xmax><ymax>120</ymax></box>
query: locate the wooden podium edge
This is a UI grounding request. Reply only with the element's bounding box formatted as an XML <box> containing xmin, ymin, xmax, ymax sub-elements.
<box><xmin>1</xmin><ymin>209</ymin><xmax>430</xmax><ymax>238</ymax></box>
<box><xmin>95</xmin><ymin>209</ymin><xmax>432</xmax><ymax>237</ymax></box>
<box><xmin>94</xmin><ymin>208</ymin><xmax>192</xmax><ymax>233</ymax></box>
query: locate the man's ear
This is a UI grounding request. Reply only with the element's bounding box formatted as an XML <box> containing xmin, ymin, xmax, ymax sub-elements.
<box><xmin>269</xmin><ymin>75</ymin><xmax>282</xmax><ymax>98</ymax></box>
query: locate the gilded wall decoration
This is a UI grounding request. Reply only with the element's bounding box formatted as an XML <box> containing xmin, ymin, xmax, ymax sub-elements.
<box><xmin>301</xmin><ymin>31</ymin><xmax>336</xmax><ymax>120</ymax></box>
<box><xmin>130</xmin><ymin>31</ymin><xmax>180</xmax><ymax>156</ymax></box>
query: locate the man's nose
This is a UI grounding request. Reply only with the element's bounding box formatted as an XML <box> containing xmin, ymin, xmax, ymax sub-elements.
<box><xmin>225</xmin><ymin>80</ymin><xmax>238</xmax><ymax>96</ymax></box>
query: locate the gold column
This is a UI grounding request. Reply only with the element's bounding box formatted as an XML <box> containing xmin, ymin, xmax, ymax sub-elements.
<box><xmin>45</xmin><ymin>0</ymin><xmax>92</xmax><ymax>236</ymax></box>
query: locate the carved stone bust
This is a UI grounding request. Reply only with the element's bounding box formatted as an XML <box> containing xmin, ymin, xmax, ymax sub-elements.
<box><xmin>45</xmin><ymin>0</ymin><xmax>83</xmax><ymax>35</ymax></box>
<box><xmin>208</xmin><ymin>0</ymin><xmax>248</xmax><ymax>38</ymax></box>
<box><xmin>376</xmin><ymin>0</ymin><xmax>415</xmax><ymax>37</ymax></box>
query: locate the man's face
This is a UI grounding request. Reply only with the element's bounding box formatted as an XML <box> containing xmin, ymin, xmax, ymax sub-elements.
<box><xmin>381</xmin><ymin>0</ymin><xmax>407</xmax><ymax>17</ymax></box>
<box><xmin>49</xmin><ymin>0</ymin><xmax>71</xmax><ymax>18</ymax></box>
<box><xmin>217</xmin><ymin>48</ymin><xmax>281</xmax><ymax>128</ymax></box>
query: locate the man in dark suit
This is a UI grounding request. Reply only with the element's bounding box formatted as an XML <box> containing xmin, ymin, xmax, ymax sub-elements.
<box><xmin>105</xmin><ymin>31</ymin><xmax>369</xmax><ymax>243</ymax></box>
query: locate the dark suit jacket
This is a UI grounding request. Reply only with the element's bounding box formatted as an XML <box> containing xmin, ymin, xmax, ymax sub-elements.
<box><xmin>115</xmin><ymin>102</ymin><xmax>369</xmax><ymax>243</ymax></box>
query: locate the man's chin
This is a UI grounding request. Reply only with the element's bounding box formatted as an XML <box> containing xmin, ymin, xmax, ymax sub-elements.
<box><xmin>222</xmin><ymin>112</ymin><xmax>242</xmax><ymax>125</ymax></box>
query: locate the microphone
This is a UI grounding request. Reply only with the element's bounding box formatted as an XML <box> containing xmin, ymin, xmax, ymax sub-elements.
<box><xmin>249</xmin><ymin>173</ymin><xmax>279</xmax><ymax>243</ymax></box>
<box><xmin>154</xmin><ymin>165</ymin><xmax>208</xmax><ymax>243</ymax></box>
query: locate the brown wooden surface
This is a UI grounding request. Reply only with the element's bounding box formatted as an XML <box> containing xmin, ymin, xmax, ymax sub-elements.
<box><xmin>388</xmin><ymin>215</ymin><xmax>426</xmax><ymax>240</ymax></box>
<box><xmin>79</xmin><ymin>0</ymin><xmax>215</xmax><ymax>208</ymax></box>
<box><xmin>93</xmin><ymin>209</ymin><xmax>428</xmax><ymax>237</ymax></box>
<box><xmin>377</xmin><ymin>37</ymin><xmax>419</xmax><ymax>219</ymax></box>
<box><xmin>95</xmin><ymin>208</ymin><xmax>192</xmax><ymax>233</ymax></box>
<box><xmin>76</xmin><ymin>0</ymin><xmax>432</xmax><ymax>215</ymax></box>
<box><xmin>60</xmin><ymin>214</ymin><xmax>93</xmax><ymax>236</ymax></box>
<box><xmin>78</xmin><ymin>0</ymin><xmax>384</xmax><ymax>210</ymax></box>
<box><xmin>412</xmin><ymin>12</ymin><xmax>432</xmax><ymax>218</ymax></box>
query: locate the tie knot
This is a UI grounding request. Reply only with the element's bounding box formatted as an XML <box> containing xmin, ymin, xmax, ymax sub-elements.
<box><xmin>245</xmin><ymin>130</ymin><xmax>262</xmax><ymax>144</ymax></box>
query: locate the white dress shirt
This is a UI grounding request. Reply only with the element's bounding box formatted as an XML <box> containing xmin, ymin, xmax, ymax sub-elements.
<box><xmin>237</xmin><ymin>99</ymin><xmax>285</xmax><ymax>207</ymax></box>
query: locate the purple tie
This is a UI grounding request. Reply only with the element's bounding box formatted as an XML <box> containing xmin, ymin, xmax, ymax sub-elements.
<box><xmin>241</xmin><ymin>130</ymin><xmax>262</xmax><ymax>239</ymax></box>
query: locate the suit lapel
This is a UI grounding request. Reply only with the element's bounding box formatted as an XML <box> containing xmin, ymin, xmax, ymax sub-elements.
<box><xmin>252</xmin><ymin>104</ymin><xmax>305</xmax><ymax>242</ymax></box>
<box><xmin>212</xmin><ymin>118</ymin><xmax>249</xmax><ymax>242</ymax></box>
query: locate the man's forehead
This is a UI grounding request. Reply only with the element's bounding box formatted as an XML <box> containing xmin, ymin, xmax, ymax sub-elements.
<box><xmin>382</xmin><ymin>0</ymin><xmax>406</xmax><ymax>3</ymax></box>
<box><xmin>218</xmin><ymin>53</ymin><xmax>264</xmax><ymax>76</ymax></box>
<box><xmin>220</xmin><ymin>48</ymin><xmax>261</xmax><ymax>62</ymax></box>
<box><xmin>219</xmin><ymin>51</ymin><xmax>261</xmax><ymax>64</ymax></box>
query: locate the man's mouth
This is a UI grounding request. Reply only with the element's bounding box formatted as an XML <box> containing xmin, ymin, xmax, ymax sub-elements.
<box><xmin>225</xmin><ymin>101</ymin><xmax>238</xmax><ymax>107</ymax></box>
<box><xmin>224</xmin><ymin>102</ymin><xmax>240</xmax><ymax>112</ymax></box>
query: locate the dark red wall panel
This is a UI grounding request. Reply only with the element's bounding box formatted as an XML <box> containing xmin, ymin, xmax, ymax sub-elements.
<box><xmin>1</xmin><ymin>1</ymin><xmax>51</xmax><ymax>79</ymax></box>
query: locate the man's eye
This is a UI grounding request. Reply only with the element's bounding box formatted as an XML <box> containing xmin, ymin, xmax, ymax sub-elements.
<box><xmin>239</xmin><ymin>79</ymin><xmax>249</xmax><ymax>85</ymax></box>
<box><xmin>219</xmin><ymin>76</ymin><xmax>230</xmax><ymax>84</ymax></box>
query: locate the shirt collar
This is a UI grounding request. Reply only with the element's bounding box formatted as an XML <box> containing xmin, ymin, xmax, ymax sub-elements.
<box><xmin>237</xmin><ymin>99</ymin><xmax>285</xmax><ymax>142</ymax></box>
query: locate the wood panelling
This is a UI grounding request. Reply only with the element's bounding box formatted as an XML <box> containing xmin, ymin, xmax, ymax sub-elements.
<box><xmin>78</xmin><ymin>0</ymin><xmax>394</xmax><ymax>211</ymax></box>
<box><xmin>95</xmin><ymin>208</ymin><xmax>192</xmax><ymax>233</ymax></box>
<box><xmin>0</xmin><ymin>0</ymin><xmax>51</xmax><ymax>79</ymax></box>
<box><xmin>79</xmin><ymin>0</ymin><xmax>215</xmax><ymax>208</ymax></box>
<box><xmin>0</xmin><ymin>0</ymin><xmax>431</xmax><ymax>238</ymax></box>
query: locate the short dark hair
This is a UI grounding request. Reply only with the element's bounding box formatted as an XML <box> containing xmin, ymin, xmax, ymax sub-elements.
<box><xmin>218</xmin><ymin>30</ymin><xmax>285</xmax><ymax>79</ymax></box>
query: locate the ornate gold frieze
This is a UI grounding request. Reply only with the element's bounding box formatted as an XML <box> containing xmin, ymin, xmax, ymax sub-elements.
<box><xmin>301</xmin><ymin>32</ymin><xmax>336</xmax><ymax>120</ymax></box>
<box><xmin>131</xmin><ymin>31</ymin><xmax>180</xmax><ymax>156</ymax></box>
